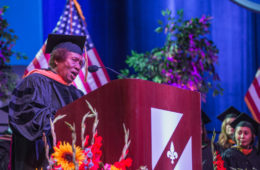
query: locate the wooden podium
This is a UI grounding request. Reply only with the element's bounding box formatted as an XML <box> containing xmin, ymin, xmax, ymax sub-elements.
<box><xmin>55</xmin><ymin>79</ymin><xmax>201</xmax><ymax>170</ymax></box>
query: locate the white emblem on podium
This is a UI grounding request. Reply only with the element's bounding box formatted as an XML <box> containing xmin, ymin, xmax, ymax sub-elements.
<box><xmin>167</xmin><ymin>141</ymin><xmax>178</xmax><ymax>164</ymax></box>
<box><xmin>151</xmin><ymin>107</ymin><xmax>183</xmax><ymax>169</ymax></box>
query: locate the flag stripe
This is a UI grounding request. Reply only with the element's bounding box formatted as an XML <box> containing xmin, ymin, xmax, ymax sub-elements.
<box><xmin>78</xmin><ymin>71</ymin><xmax>91</xmax><ymax>93</ymax></box>
<box><xmin>92</xmin><ymin>48</ymin><xmax>110</xmax><ymax>82</ymax></box>
<box><xmin>36</xmin><ymin>49</ymin><xmax>48</xmax><ymax>68</ymax></box>
<box><xmin>87</xmin><ymin>73</ymin><xmax>98</xmax><ymax>91</ymax></box>
<box><xmin>25</xmin><ymin>63</ymin><xmax>34</xmax><ymax>74</ymax></box>
<box><xmin>245</xmin><ymin>68</ymin><xmax>260</xmax><ymax>123</ymax></box>
<box><xmin>253</xmin><ymin>77</ymin><xmax>260</xmax><ymax>98</ymax></box>
<box><xmin>88</xmin><ymin>49</ymin><xmax>108</xmax><ymax>85</ymax></box>
<box><xmin>87</xmin><ymin>55</ymin><xmax>102</xmax><ymax>87</ymax></box>
<box><xmin>245</xmin><ymin>93</ymin><xmax>260</xmax><ymax>123</ymax></box>
<box><xmin>248</xmin><ymin>82</ymin><xmax>260</xmax><ymax>112</ymax></box>
<box><xmin>72</xmin><ymin>81</ymin><xmax>77</xmax><ymax>88</ymax></box>
<box><xmin>74</xmin><ymin>74</ymin><xmax>87</xmax><ymax>94</ymax></box>
<box><xmin>80</xmin><ymin>63</ymin><xmax>98</xmax><ymax>91</ymax></box>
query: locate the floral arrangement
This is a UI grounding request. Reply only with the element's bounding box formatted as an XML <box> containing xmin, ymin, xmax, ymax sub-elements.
<box><xmin>211</xmin><ymin>130</ymin><xmax>226</xmax><ymax>170</ymax></box>
<box><xmin>213</xmin><ymin>151</ymin><xmax>226</xmax><ymax>170</ymax></box>
<box><xmin>120</xmin><ymin>9</ymin><xmax>223</xmax><ymax>101</ymax></box>
<box><xmin>43</xmin><ymin>100</ymin><xmax>132</xmax><ymax>170</ymax></box>
<box><xmin>0</xmin><ymin>6</ymin><xmax>27</xmax><ymax>101</ymax></box>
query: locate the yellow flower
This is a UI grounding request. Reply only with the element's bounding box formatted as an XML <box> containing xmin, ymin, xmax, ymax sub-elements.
<box><xmin>52</xmin><ymin>142</ymin><xmax>85</xmax><ymax>170</ymax></box>
<box><xmin>110</xmin><ymin>165</ymin><xmax>121</xmax><ymax>170</ymax></box>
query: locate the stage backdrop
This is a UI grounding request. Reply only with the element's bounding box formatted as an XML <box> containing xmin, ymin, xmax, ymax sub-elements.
<box><xmin>0</xmin><ymin>0</ymin><xmax>260</xmax><ymax>134</ymax></box>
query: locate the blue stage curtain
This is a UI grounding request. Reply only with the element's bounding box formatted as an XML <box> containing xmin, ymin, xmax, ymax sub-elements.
<box><xmin>42</xmin><ymin>0</ymin><xmax>260</xmax><ymax>133</ymax></box>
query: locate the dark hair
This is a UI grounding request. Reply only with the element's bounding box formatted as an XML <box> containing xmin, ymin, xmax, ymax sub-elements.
<box><xmin>202</xmin><ymin>123</ymin><xmax>210</xmax><ymax>145</ymax></box>
<box><xmin>49</xmin><ymin>48</ymin><xmax>69</xmax><ymax>69</ymax></box>
<box><xmin>236</xmin><ymin>121</ymin><xmax>256</xmax><ymax>134</ymax></box>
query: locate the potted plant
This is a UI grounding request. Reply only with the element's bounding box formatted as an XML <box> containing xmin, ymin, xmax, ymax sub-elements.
<box><xmin>120</xmin><ymin>9</ymin><xmax>223</xmax><ymax>101</ymax></box>
<box><xmin>0</xmin><ymin>6</ymin><xmax>27</xmax><ymax>102</ymax></box>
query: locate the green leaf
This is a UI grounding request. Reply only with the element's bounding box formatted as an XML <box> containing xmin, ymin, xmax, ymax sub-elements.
<box><xmin>0</xmin><ymin>6</ymin><xmax>28</xmax><ymax>101</ymax></box>
<box><xmin>161</xmin><ymin>10</ymin><xmax>166</xmax><ymax>16</ymax></box>
<box><xmin>158</xmin><ymin>20</ymin><xmax>163</xmax><ymax>25</ymax></box>
<box><xmin>177</xmin><ymin>9</ymin><xmax>183</xmax><ymax>16</ymax></box>
<box><xmin>152</xmin><ymin>76</ymin><xmax>163</xmax><ymax>83</ymax></box>
<box><xmin>166</xmin><ymin>9</ymin><xmax>171</xmax><ymax>16</ymax></box>
<box><xmin>121</xmin><ymin>8</ymin><xmax>221</xmax><ymax>102</ymax></box>
<box><xmin>155</xmin><ymin>27</ymin><xmax>163</xmax><ymax>33</ymax></box>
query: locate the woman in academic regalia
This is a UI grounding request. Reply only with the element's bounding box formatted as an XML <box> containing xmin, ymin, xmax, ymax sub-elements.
<box><xmin>9</xmin><ymin>34</ymin><xmax>86</xmax><ymax>170</ymax></box>
<box><xmin>215</xmin><ymin>106</ymin><xmax>240</xmax><ymax>155</ymax></box>
<box><xmin>222</xmin><ymin>113</ymin><xmax>260</xmax><ymax>170</ymax></box>
<box><xmin>201</xmin><ymin>111</ymin><xmax>214</xmax><ymax>170</ymax></box>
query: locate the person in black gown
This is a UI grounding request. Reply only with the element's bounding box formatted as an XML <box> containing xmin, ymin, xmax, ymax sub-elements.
<box><xmin>222</xmin><ymin>113</ymin><xmax>260</xmax><ymax>170</ymax></box>
<box><xmin>201</xmin><ymin>111</ymin><xmax>214</xmax><ymax>170</ymax></box>
<box><xmin>0</xmin><ymin>128</ymin><xmax>11</xmax><ymax>170</ymax></box>
<box><xmin>8</xmin><ymin>34</ymin><xmax>86</xmax><ymax>170</ymax></box>
<box><xmin>215</xmin><ymin>106</ymin><xmax>240</xmax><ymax>155</ymax></box>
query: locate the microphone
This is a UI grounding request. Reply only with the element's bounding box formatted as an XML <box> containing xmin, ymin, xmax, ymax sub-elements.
<box><xmin>88</xmin><ymin>65</ymin><xmax>99</xmax><ymax>73</ymax></box>
<box><xmin>88</xmin><ymin>65</ymin><xmax>128</xmax><ymax>79</ymax></box>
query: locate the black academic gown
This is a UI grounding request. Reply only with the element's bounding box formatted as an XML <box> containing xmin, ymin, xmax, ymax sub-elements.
<box><xmin>9</xmin><ymin>73</ymin><xmax>84</xmax><ymax>170</ymax></box>
<box><xmin>214</xmin><ymin>143</ymin><xmax>227</xmax><ymax>156</ymax></box>
<box><xmin>222</xmin><ymin>147</ymin><xmax>260</xmax><ymax>170</ymax></box>
<box><xmin>214</xmin><ymin>141</ymin><xmax>236</xmax><ymax>156</ymax></box>
<box><xmin>202</xmin><ymin>143</ymin><xmax>214</xmax><ymax>170</ymax></box>
<box><xmin>0</xmin><ymin>139</ymin><xmax>10</xmax><ymax>170</ymax></box>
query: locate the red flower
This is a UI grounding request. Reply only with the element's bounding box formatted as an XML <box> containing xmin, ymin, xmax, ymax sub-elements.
<box><xmin>114</xmin><ymin>158</ymin><xmax>133</xmax><ymax>170</ymax></box>
<box><xmin>56</xmin><ymin>141</ymin><xmax>61</xmax><ymax>148</ymax></box>
<box><xmin>80</xmin><ymin>133</ymin><xmax>103</xmax><ymax>170</ymax></box>
<box><xmin>213</xmin><ymin>151</ymin><xmax>226</xmax><ymax>170</ymax></box>
<box><xmin>84</xmin><ymin>135</ymin><xmax>90</xmax><ymax>148</ymax></box>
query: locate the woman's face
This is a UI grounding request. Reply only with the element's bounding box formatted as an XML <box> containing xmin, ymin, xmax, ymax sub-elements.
<box><xmin>235</xmin><ymin>126</ymin><xmax>254</xmax><ymax>148</ymax></box>
<box><xmin>55</xmin><ymin>51</ymin><xmax>83</xmax><ymax>84</ymax></box>
<box><xmin>225</xmin><ymin>117</ymin><xmax>236</xmax><ymax>137</ymax></box>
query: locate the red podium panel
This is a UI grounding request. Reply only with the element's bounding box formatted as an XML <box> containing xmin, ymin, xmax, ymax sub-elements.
<box><xmin>55</xmin><ymin>79</ymin><xmax>201</xmax><ymax>169</ymax></box>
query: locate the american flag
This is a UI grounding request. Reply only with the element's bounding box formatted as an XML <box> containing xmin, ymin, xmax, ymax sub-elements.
<box><xmin>24</xmin><ymin>0</ymin><xmax>110</xmax><ymax>94</ymax></box>
<box><xmin>245</xmin><ymin>68</ymin><xmax>260</xmax><ymax>123</ymax></box>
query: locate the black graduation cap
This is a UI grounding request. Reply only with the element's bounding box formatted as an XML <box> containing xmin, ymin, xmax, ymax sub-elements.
<box><xmin>45</xmin><ymin>34</ymin><xmax>86</xmax><ymax>54</ymax></box>
<box><xmin>202</xmin><ymin>110</ymin><xmax>211</xmax><ymax>124</ymax></box>
<box><xmin>230</xmin><ymin>113</ymin><xmax>259</xmax><ymax>135</ymax></box>
<box><xmin>231</xmin><ymin>113</ymin><xmax>260</xmax><ymax>151</ymax></box>
<box><xmin>0</xmin><ymin>105</ymin><xmax>8</xmax><ymax>114</ymax></box>
<box><xmin>217</xmin><ymin>106</ymin><xmax>240</xmax><ymax>122</ymax></box>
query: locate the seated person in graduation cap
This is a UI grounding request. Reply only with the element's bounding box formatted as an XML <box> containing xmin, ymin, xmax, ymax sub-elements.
<box><xmin>201</xmin><ymin>111</ymin><xmax>214</xmax><ymax>170</ymax></box>
<box><xmin>215</xmin><ymin>106</ymin><xmax>240</xmax><ymax>154</ymax></box>
<box><xmin>8</xmin><ymin>34</ymin><xmax>86</xmax><ymax>170</ymax></box>
<box><xmin>222</xmin><ymin>113</ymin><xmax>260</xmax><ymax>170</ymax></box>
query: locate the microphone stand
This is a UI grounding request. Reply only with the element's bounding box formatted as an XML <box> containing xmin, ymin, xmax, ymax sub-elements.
<box><xmin>102</xmin><ymin>66</ymin><xmax>128</xmax><ymax>79</ymax></box>
<box><xmin>88</xmin><ymin>65</ymin><xmax>129</xmax><ymax>79</ymax></box>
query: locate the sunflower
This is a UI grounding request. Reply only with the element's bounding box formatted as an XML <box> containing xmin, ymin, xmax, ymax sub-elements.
<box><xmin>52</xmin><ymin>142</ymin><xmax>85</xmax><ymax>170</ymax></box>
<box><xmin>110</xmin><ymin>165</ymin><xmax>121</xmax><ymax>170</ymax></box>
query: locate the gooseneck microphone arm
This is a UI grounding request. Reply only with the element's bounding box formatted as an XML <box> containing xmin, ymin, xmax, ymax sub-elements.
<box><xmin>103</xmin><ymin>66</ymin><xmax>128</xmax><ymax>79</ymax></box>
<box><xmin>88</xmin><ymin>65</ymin><xmax>128</xmax><ymax>79</ymax></box>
